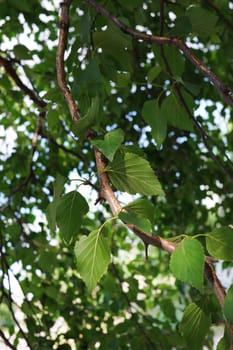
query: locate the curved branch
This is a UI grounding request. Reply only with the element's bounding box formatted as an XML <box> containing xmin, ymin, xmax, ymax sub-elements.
<box><xmin>0</xmin><ymin>54</ymin><xmax>46</xmax><ymax>108</ymax></box>
<box><xmin>157</xmin><ymin>0</ymin><xmax>233</xmax><ymax>183</ymax></box>
<box><xmin>83</xmin><ymin>0</ymin><xmax>233</xmax><ymax>109</ymax></box>
<box><xmin>94</xmin><ymin>147</ymin><xmax>229</xmax><ymax>316</ymax></box>
<box><xmin>56</xmin><ymin>0</ymin><xmax>80</xmax><ymax>121</ymax></box>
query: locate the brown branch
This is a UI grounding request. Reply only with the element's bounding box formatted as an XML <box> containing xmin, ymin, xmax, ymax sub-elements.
<box><xmin>94</xmin><ymin>147</ymin><xmax>122</xmax><ymax>216</ymax></box>
<box><xmin>0</xmin><ymin>329</ymin><xmax>17</xmax><ymax>350</ymax></box>
<box><xmin>0</xmin><ymin>54</ymin><xmax>46</xmax><ymax>108</ymax></box>
<box><xmin>157</xmin><ymin>1</ymin><xmax>233</xmax><ymax>183</ymax></box>
<box><xmin>83</xmin><ymin>0</ymin><xmax>233</xmax><ymax>109</ymax></box>
<box><xmin>205</xmin><ymin>261</ymin><xmax>233</xmax><ymax>347</ymax></box>
<box><xmin>94</xmin><ymin>147</ymin><xmax>230</xmax><ymax>321</ymax></box>
<box><xmin>56</xmin><ymin>0</ymin><xmax>80</xmax><ymax>121</ymax></box>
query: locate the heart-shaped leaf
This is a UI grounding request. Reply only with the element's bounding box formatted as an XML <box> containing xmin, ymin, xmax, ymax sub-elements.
<box><xmin>91</xmin><ymin>128</ymin><xmax>124</xmax><ymax>161</ymax></box>
<box><xmin>106</xmin><ymin>151</ymin><xmax>164</xmax><ymax>196</ymax></box>
<box><xmin>56</xmin><ymin>191</ymin><xmax>89</xmax><ymax>244</ymax></box>
<box><xmin>170</xmin><ymin>238</ymin><xmax>204</xmax><ymax>291</ymax></box>
<box><xmin>206</xmin><ymin>227</ymin><xmax>233</xmax><ymax>260</ymax></box>
<box><xmin>180</xmin><ymin>303</ymin><xmax>211</xmax><ymax>349</ymax></box>
<box><xmin>75</xmin><ymin>230</ymin><xmax>111</xmax><ymax>292</ymax></box>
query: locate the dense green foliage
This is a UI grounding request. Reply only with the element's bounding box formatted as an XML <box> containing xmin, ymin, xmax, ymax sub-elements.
<box><xmin>0</xmin><ymin>0</ymin><xmax>233</xmax><ymax>349</ymax></box>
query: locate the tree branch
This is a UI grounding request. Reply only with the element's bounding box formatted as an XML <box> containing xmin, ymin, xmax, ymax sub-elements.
<box><xmin>0</xmin><ymin>329</ymin><xmax>17</xmax><ymax>350</ymax></box>
<box><xmin>41</xmin><ymin>131</ymin><xmax>85</xmax><ymax>161</ymax></box>
<box><xmin>158</xmin><ymin>0</ymin><xmax>233</xmax><ymax>184</ymax></box>
<box><xmin>0</xmin><ymin>54</ymin><xmax>46</xmax><ymax>108</ymax></box>
<box><xmin>83</xmin><ymin>0</ymin><xmax>233</xmax><ymax>109</ymax></box>
<box><xmin>56</xmin><ymin>0</ymin><xmax>80</xmax><ymax>121</ymax></box>
<box><xmin>94</xmin><ymin>147</ymin><xmax>229</xmax><ymax>318</ymax></box>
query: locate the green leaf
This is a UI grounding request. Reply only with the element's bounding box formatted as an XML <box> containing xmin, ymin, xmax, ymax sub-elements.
<box><xmin>73</xmin><ymin>59</ymin><xmax>104</xmax><ymax>97</ymax></box>
<box><xmin>13</xmin><ymin>44</ymin><xmax>31</xmax><ymax>60</ymax></box>
<box><xmin>182</xmin><ymin>81</ymin><xmax>201</xmax><ymax>96</ymax></box>
<box><xmin>123</xmin><ymin>198</ymin><xmax>155</xmax><ymax>225</ymax></box>
<box><xmin>53</xmin><ymin>174</ymin><xmax>66</xmax><ymax>200</ymax></box>
<box><xmin>163</xmin><ymin>46</ymin><xmax>185</xmax><ymax>77</ymax></box>
<box><xmin>179</xmin><ymin>303</ymin><xmax>211</xmax><ymax>350</ymax></box>
<box><xmin>9</xmin><ymin>0</ymin><xmax>32</xmax><ymax>12</ymax></box>
<box><xmin>187</xmin><ymin>6</ymin><xmax>218</xmax><ymax>37</ymax></box>
<box><xmin>119</xmin><ymin>211</ymin><xmax>152</xmax><ymax>234</ymax></box>
<box><xmin>75</xmin><ymin>230</ymin><xmax>111</xmax><ymax>292</ymax></box>
<box><xmin>147</xmin><ymin>66</ymin><xmax>161</xmax><ymax>83</ymax></box>
<box><xmin>91</xmin><ymin>129</ymin><xmax>125</xmax><ymax>162</ymax></box>
<box><xmin>223</xmin><ymin>285</ymin><xmax>233</xmax><ymax>323</ymax></box>
<box><xmin>93</xmin><ymin>27</ymin><xmax>132</xmax><ymax>72</ymax></box>
<box><xmin>116</xmin><ymin>71</ymin><xmax>131</xmax><ymax>87</ymax></box>
<box><xmin>80</xmin><ymin>11</ymin><xmax>92</xmax><ymax>44</ymax></box>
<box><xmin>106</xmin><ymin>151</ymin><xmax>164</xmax><ymax>196</ymax></box>
<box><xmin>56</xmin><ymin>191</ymin><xmax>89</xmax><ymax>244</ymax></box>
<box><xmin>170</xmin><ymin>16</ymin><xmax>192</xmax><ymax>37</ymax></box>
<box><xmin>142</xmin><ymin>99</ymin><xmax>167</xmax><ymax>149</ymax></box>
<box><xmin>46</xmin><ymin>174</ymin><xmax>66</xmax><ymax>232</ymax></box>
<box><xmin>206</xmin><ymin>227</ymin><xmax>233</xmax><ymax>260</ymax></box>
<box><xmin>161</xmin><ymin>92</ymin><xmax>193</xmax><ymax>131</ymax></box>
<box><xmin>73</xmin><ymin>96</ymin><xmax>99</xmax><ymax>137</ymax></box>
<box><xmin>47</xmin><ymin>109</ymin><xmax>60</xmax><ymax>131</ymax></box>
<box><xmin>170</xmin><ymin>238</ymin><xmax>204</xmax><ymax>291</ymax></box>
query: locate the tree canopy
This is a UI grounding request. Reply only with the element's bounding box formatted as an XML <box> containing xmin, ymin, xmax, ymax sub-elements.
<box><xmin>0</xmin><ymin>0</ymin><xmax>233</xmax><ymax>349</ymax></box>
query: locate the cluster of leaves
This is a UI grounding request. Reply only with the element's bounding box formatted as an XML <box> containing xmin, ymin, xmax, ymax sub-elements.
<box><xmin>0</xmin><ymin>0</ymin><xmax>233</xmax><ymax>349</ymax></box>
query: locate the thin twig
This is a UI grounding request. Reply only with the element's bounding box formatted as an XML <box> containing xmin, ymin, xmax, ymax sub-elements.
<box><xmin>83</xmin><ymin>0</ymin><xmax>233</xmax><ymax>108</ymax></box>
<box><xmin>41</xmin><ymin>131</ymin><xmax>85</xmax><ymax>161</ymax></box>
<box><xmin>0</xmin><ymin>329</ymin><xmax>17</xmax><ymax>350</ymax></box>
<box><xmin>56</xmin><ymin>0</ymin><xmax>80</xmax><ymax>121</ymax></box>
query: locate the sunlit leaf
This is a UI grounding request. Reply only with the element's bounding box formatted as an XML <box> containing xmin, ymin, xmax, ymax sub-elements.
<box><xmin>123</xmin><ymin>198</ymin><xmax>155</xmax><ymax>225</ymax></box>
<box><xmin>119</xmin><ymin>211</ymin><xmax>152</xmax><ymax>234</ymax></box>
<box><xmin>179</xmin><ymin>303</ymin><xmax>211</xmax><ymax>349</ymax></box>
<box><xmin>206</xmin><ymin>227</ymin><xmax>233</xmax><ymax>260</ymax></box>
<box><xmin>223</xmin><ymin>285</ymin><xmax>233</xmax><ymax>323</ymax></box>
<box><xmin>170</xmin><ymin>238</ymin><xmax>204</xmax><ymax>291</ymax></box>
<box><xmin>75</xmin><ymin>230</ymin><xmax>111</xmax><ymax>291</ymax></box>
<box><xmin>91</xmin><ymin>129</ymin><xmax>124</xmax><ymax>161</ymax></box>
<box><xmin>106</xmin><ymin>151</ymin><xmax>164</xmax><ymax>196</ymax></box>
